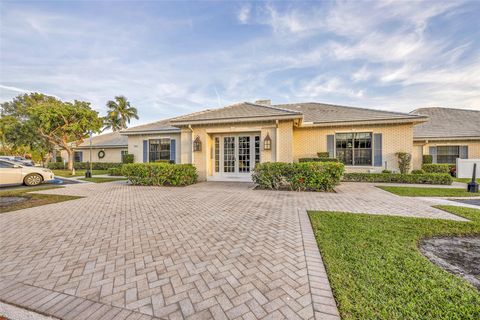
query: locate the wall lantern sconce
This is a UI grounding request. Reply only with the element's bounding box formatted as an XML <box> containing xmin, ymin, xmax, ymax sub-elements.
<box><xmin>264</xmin><ymin>133</ymin><xmax>272</xmax><ymax>150</ymax></box>
<box><xmin>193</xmin><ymin>136</ymin><xmax>202</xmax><ymax>152</ymax></box>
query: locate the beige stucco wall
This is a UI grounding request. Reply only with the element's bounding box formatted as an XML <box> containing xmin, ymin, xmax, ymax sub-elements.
<box><xmin>412</xmin><ymin>139</ymin><xmax>480</xmax><ymax>168</ymax></box>
<box><xmin>182</xmin><ymin>121</ymin><xmax>281</xmax><ymax>181</ymax></box>
<box><xmin>128</xmin><ymin>133</ymin><xmax>181</xmax><ymax>164</ymax></box>
<box><xmin>292</xmin><ymin>123</ymin><xmax>414</xmax><ymax>172</ymax></box>
<box><xmin>61</xmin><ymin>148</ymin><xmax>127</xmax><ymax>163</ymax></box>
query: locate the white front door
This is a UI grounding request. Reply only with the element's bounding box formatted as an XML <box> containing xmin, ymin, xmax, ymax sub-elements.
<box><xmin>212</xmin><ymin>134</ymin><xmax>260</xmax><ymax>181</ymax></box>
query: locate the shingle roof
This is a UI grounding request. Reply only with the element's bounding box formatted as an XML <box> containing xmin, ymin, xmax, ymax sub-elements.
<box><xmin>169</xmin><ymin>102</ymin><xmax>302</xmax><ymax>124</ymax></box>
<box><xmin>411</xmin><ymin>107</ymin><xmax>480</xmax><ymax>139</ymax></box>
<box><xmin>276</xmin><ymin>102</ymin><xmax>426</xmax><ymax>124</ymax></box>
<box><xmin>77</xmin><ymin>131</ymin><xmax>127</xmax><ymax>148</ymax></box>
<box><xmin>121</xmin><ymin>118</ymin><xmax>180</xmax><ymax>134</ymax></box>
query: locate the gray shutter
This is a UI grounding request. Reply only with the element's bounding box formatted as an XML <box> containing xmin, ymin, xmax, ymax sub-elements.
<box><xmin>327</xmin><ymin>135</ymin><xmax>334</xmax><ymax>158</ymax></box>
<box><xmin>170</xmin><ymin>139</ymin><xmax>176</xmax><ymax>163</ymax></box>
<box><xmin>373</xmin><ymin>133</ymin><xmax>382</xmax><ymax>166</ymax></box>
<box><xmin>143</xmin><ymin>140</ymin><xmax>148</xmax><ymax>163</ymax></box>
<box><xmin>79</xmin><ymin>151</ymin><xmax>83</xmax><ymax>162</ymax></box>
<box><xmin>429</xmin><ymin>146</ymin><xmax>437</xmax><ymax>164</ymax></box>
<box><xmin>459</xmin><ymin>146</ymin><xmax>468</xmax><ymax>159</ymax></box>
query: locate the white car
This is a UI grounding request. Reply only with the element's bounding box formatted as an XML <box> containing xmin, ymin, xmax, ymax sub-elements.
<box><xmin>0</xmin><ymin>159</ymin><xmax>55</xmax><ymax>186</ymax></box>
<box><xmin>0</xmin><ymin>156</ymin><xmax>35</xmax><ymax>166</ymax></box>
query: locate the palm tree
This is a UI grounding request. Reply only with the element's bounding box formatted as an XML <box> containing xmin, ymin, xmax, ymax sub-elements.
<box><xmin>104</xmin><ymin>96</ymin><xmax>139</xmax><ymax>131</ymax></box>
<box><xmin>103</xmin><ymin>113</ymin><xmax>122</xmax><ymax>132</ymax></box>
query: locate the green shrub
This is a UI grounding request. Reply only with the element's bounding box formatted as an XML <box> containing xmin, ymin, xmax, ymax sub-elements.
<box><xmin>299</xmin><ymin>158</ymin><xmax>339</xmax><ymax>163</ymax></box>
<box><xmin>422</xmin><ymin>164</ymin><xmax>450</xmax><ymax>174</ymax></box>
<box><xmin>342</xmin><ymin>173</ymin><xmax>452</xmax><ymax>185</ymax></box>
<box><xmin>252</xmin><ymin>162</ymin><xmax>344</xmax><ymax>191</ymax></box>
<box><xmin>396</xmin><ymin>152</ymin><xmax>411</xmax><ymax>174</ymax></box>
<box><xmin>122</xmin><ymin>163</ymin><xmax>197</xmax><ymax>186</ymax></box>
<box><xmin>382</xmin><ymin>170</ymin><xmax>392</xmax><ymax>174</ymax></box>
<box><xmin>411</xmin><ymin>169</ymin><xmax>425</xmax><ymax>175</ymax></box>
<box><xmin>47</xmin><ymin>162</ymin><xmax>122</xmax><ymax>170</ymax></box>
<box><xmin>422</xmin><ymin>155</ymin><xmax>433</xmax><ymax>164</ymax></box>
<box><xmin>317</xmin><ymin>152</ymin><xmax>330</xmax><ymax>158</ymax></box>
<box><xmin>122</xmin><ymin>154</ymin><xmax>134</xmax><ymax>164</ymax></box>
<box><xmin>108</xmin><ymin>166</ymin><xmax>124</xmax><ymax>176</ymax></box>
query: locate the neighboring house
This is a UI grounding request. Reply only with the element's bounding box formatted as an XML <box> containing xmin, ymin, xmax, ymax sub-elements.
<box><xmin>60</xmin><ymin>131</ymin><xmax>128</xmax><ymax>163</ymax></box>
<box><xmin>121</xmin><ymin>101</ymin><xmax>427</xmax><ymax>181</ymax></box>
<box><xmin>410</xmin><ymin>107</ymin><xmax>480</xmax><ymax>169</ymax></box>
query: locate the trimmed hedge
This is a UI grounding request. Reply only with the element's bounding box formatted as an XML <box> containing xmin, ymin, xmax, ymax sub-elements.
<box><xmin>108</xmin><ymin>166</ymin><xmax>124</xmax><ymax>176</ymax></box>
<box><xmin>342</xmin><ymin>173</ymin><xmax>452</xmax><ymax>185</ymax></box>
<box><xmin>122</xmin><ymin>163</ymin><xmax>197</xmax><ymax>186</ymax></box>
<box><xmin>122</xmin><ymin>154</ymin><xmax>134</xmax><ymax>164</ymax></box>
<box><xmin>299</xmin><ymin>158</ymin><xmax>339</xmax><ymax>163</ymax></box>
<box><xmin>252</xmin><ymin>162</ymin><xmax>344</xmax><ymax>191</ymax></box>
<box><xmin>317</xmin><ymin>152</ymin><xmax>330</xmax><ymax>158</ymax></box>
<box><xmin>422</xmin><ymin>164</ymin><xmax>450</xmax><ymax>174</ymax></box>
<box><xmin>422</xmin><ymin>155</ymin><xmax>433</xmax><ymax>164</ymax></box>
<box><xmin>47</xmin><ymin>162</ymin><xmax>122</xmax><ymax>170</ymax></box>
<box><xmin>411</xmin><ymin>169</ymin><xmax>425</xmax><ymax>175</ymax></box>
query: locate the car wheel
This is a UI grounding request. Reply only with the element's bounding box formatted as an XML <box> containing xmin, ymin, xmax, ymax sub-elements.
<box><xmin>24</xmin><ymin>173</ymin><xmax>43</xmax><ymax>186</ymax></box>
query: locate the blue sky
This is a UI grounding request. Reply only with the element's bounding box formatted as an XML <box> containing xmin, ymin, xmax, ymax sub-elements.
<box><xmin>1</xmin><ymin>0</ymin><xmax>479</xmax><ymax>126</ymax></box>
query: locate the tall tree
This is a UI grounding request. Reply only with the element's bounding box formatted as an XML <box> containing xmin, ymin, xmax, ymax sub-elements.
<box><xmin>1</xmin><ymin>93</ymin><xmax>103</xmax><ymax>173</ymax></box>
<box><xmin>104</xmin><ymin>96</ymin><xmax>139</xmax><ymax>131</ymax></box>
<box><xmin>0</xmin><ymin>94</ymin><xmax>53</xmax><ymax>162</ymax></box>
<box><xmin>30</xmin><ymin>99</ymin><xmax>103</xmax><ymax>173</ymax></box>
<box><xmin>103</xmin><ymin>112</ymin><xmax>122</xmax><ymax>132</ymax></box>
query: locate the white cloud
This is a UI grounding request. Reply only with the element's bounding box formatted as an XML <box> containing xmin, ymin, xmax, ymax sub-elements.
<box><xmin>352</xmin><ymin>66</ymin><xmax>371</xmax><ymax>82</ymax></box>
<box><xmin>237</xmin><ymin>5</ymin><xmax>251</xmax><ymax>24</ymax></box>
<box><xmin>299</xmin><ymin>76</ymin><xmax>365</xmax><ymax>99</ymax></box>
<box><xmin>1</xmin><ymin>0</ymin><xmax>479</xmax><ymax>126</ymax></box>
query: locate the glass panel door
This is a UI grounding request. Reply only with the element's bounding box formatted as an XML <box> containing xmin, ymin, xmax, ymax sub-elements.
<box><xmin>214</xmin><ymin>137</ymin><xmax>220</xmax><ymax>172</ymax></box>
<box><xmin>238</xmin><ymin>136</ymin><xmax>251</xmax><ymax>173</ymax></box>
<box><xmin>223</xmin><ymin>137</ymin><xmax>235</xmax><ymax>173</ymax></box>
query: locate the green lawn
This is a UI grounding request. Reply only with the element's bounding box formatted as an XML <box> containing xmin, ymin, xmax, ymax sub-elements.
<box><xmin>53</xmin><ymin>169</ymin><xmax>108</xmax><ymax>177</ymax></box>
<box><xmin>0</xmin><ymin>186</ymin><xmax>81</xmax><ymax>213</ymax></box>
<box><xmin>454</xmin><ymin>177</ymin><xmax>480</xmax><ymax>183</ymax></box>
<box><xmin>309</xmin><ymin>206</ymin><xmax>480</xmax><ymax>320</ymax></box>
<box><xmin>378</xmin><ymin>186</ymin><xmax>479</xmax><ymax>197</ymax></box>
<box><xmin>79</xmin><ymin>177</ymin><xmax>127</xmax><ymax>183</ymax></box>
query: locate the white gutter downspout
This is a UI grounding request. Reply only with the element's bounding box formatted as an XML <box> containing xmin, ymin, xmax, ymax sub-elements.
<box><xmin>188</xmin><ymin>125</ymin><xmax>194</xmax><ymax>164</ymax></box>
<box><xmin>275</xmin><ymin>120</ymin><xmax>279</xmax><ymax>162</ymax></box>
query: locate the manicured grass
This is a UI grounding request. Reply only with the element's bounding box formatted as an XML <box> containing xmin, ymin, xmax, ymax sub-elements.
<box><xmin>52</xmin><ymin>169</ymin><xmax>108</xmax><ymax>177</ymax></box>
<box><xmin>454</xmin><ymin>177</ymin><xmax>480</xmax><ymax>183</ymax></box>
<box><xmin>0</xmin><ymin>186</ymin><xmax>81</xmax><ymax>213</ymax></box>
<box><xmin>378</xmin><ymin>186</ymin><xmax>479</xmax><ymax>197</ymax></box>
<box><xmin>78</xmin><ymin>177</ymin><xmax>127</xmax><ymax>183</ymax></box>
<box><xmin>309</xmin><ymin>206</ymin><xmax>480</xmax><ymax>320</ymax></box>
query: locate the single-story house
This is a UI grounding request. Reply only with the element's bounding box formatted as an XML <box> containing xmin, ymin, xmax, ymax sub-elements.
<box><xmin>121</xmin><ymin>101</ymin><xmax>427</xmax><ymax>181</ymax></box>
<box><xmin>60</xmin><ymin>131</ymin><xmax>128</xmax><ymax>163</ymax></box>
<box><xmin>410</xmin><ymin>107</ymin><xmax>480</xmax><ymax>169</ymax></box>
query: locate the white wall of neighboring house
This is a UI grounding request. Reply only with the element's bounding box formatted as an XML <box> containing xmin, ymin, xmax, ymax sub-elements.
<box><xmin>60</xmin><ymin>148</ymin><xmax>127</xmax><ymax>163</ymax></box>
<box><xmin>456</xmin><ymin>158</ymin><xmax>480</xmax><ymax>179</ymax></box>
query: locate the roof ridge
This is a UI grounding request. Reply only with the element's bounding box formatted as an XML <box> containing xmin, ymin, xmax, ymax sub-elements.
<box><xmin>411</xmin><ymin>106</ymin><xmax>480</xmax><ymax>113</ymax></box>
<box><xmin>169</xmin><ymin>102</ymin><xmax>251</xmax><ymax>122</ymax></box>
<box><xmin>243</xmin><ymin>102</ymin><xmax>303</xmax><ymax>115</ymax></box>
<box><xmin>276</xmin><ymin>102</ymin><xmax>422</xmax><ymax>118</ymax></box>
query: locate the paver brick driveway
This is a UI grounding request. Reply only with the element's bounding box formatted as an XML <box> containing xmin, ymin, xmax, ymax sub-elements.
<box><xmin>0</xmin><ymin>182</ymin><xmax>463</xmax><ymax>320</ymax></box>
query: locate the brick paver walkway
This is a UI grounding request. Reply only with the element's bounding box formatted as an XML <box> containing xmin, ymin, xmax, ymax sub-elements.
<box><xmin>0</xmin><ymin>182</ymin><xmax>465</xmax><ymax>320</ymax></box>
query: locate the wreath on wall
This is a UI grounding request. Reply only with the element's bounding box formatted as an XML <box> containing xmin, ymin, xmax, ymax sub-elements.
<box><xmin>98</xmin><ymin>150</ymin><xmax>105</xmax><ymax>159</ymax></box>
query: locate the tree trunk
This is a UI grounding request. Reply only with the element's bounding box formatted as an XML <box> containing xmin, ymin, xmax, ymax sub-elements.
<box><xmin>66</xmin><ymin>148</ymin><xmax>75</xmax><ymax>175</ymax></box>
<box><xmin>44</xmin><ymin>151</ymin><xmax>53</xmax><ymax>167</ymax></box>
